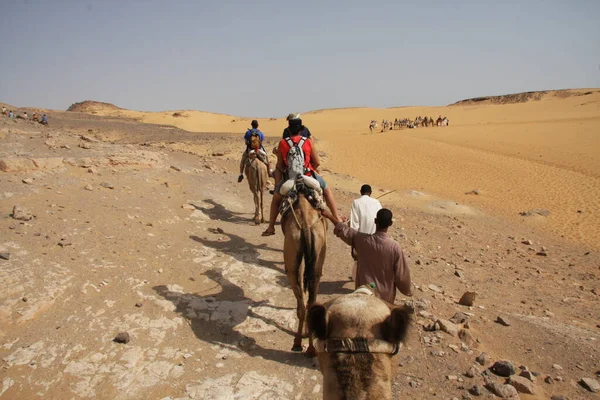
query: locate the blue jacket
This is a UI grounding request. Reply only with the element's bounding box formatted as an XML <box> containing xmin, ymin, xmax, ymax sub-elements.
<box><xmin>244</xmin><ymin>129</ymin><xmax>264</xmax><ymax>145</ymax></box>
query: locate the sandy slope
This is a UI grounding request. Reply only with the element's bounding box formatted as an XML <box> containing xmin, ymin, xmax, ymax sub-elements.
<box><xmin>76</xmin><ymin>89</ymin><xmax>600</xmax><ymax>249</ymax></box>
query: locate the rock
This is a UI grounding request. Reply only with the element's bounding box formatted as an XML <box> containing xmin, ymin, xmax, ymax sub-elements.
<box><xmin>428</xmin><ymin>284</ymin><xmax>443</xmax><ymax>293</ymax></box>
<box><xmin>544</xmin><ymin>376</ymin><xmax>553</xmax><ymax>384</ymax></box>
<box><xmin>418</xmin><ymin>310</ymin><xmax>434</xmax><ymax>319</ymax></box>
<box><xmin>475</xmin><ymin>352</ymin><xmax>491</xmax><ymax>366</ymax></box>
<box><xmin>465</xmin><ymin>366</ymin><xmax>480</xmax><ymax>378</ymax></box>
<box><xmin>455</xmin><ymin>270</ymin><xmax>464</xmax><ymax>278</ymax></box>
<box><xmin>170</xmin><ymin>165</ymin><xmax>182</xmax><ymax>171</ymax></box>
<box><xmin>58</xmin><ymin>239</ymin><xmax>72</xmax><ymax>247</ymax></box>
<box><xmin>212</xmin><ymin>152</ymin><xmax>225</xmax><ymax>156</ymax></box>
<box><xmin>492</xmin><ymin>360</ymin><xmax>516</xmax><ymax>377</ymax></box>
<box><xmin>135</xmin><ymin>303</ymin><xmax>143</xmax><ymax>308</ymax></box>
<box><xmin>550</xmin><ymin>396</ymin><xmax>568</xmax><ymax>400</ymax></box>
<box><xmin>465</xmin><ymin>189</ymin><xmax>480</xmax><ymax>195</ymax></box>
<box><xmin>508</xmin><ymin>376</ymin><xmax>536</xmax><ymax>394</ymax></box>
<box><xmin>459</xmin><ymin>329</ymin><xmax>477</xmax><ymax>347</ymax></box>
<box><xmin>100</xmin><ymin>182</ymin><xmax>114</xmax><ymax>189</ymax></box>
<box><xmin>113</xmin><ymin>332</ymin><xmax>130</xmax><ymax>344</ymax></box>
<box><xmin>496</xmin><ymin>316</ymin><xmax>511</xmax><ymax>326</ymax></box>
<box><xmin>12</xmin><ymin>205</ymin><xmax>33</xmax><ymax>221</ymax></box>
<box><xmin>519</xmin><ymin>209</ymin><xmax>550</xmax><ymax>217</ymax></box>
<box><xmin>436</xmin><ymin>319</ymin><xmax>459</xmax><ymax>336</ymax></box>
<box><xmin>22</xmin><ymin>297</ymin><xmax>27</xmax><ymax>302</ymax></box>
<box><xmin>80</xmin><ymin>134</ymin><xmax>98</xmax><ymax>142</ymax></box>
<box><xmin>519</xmin><ymin>370</ymin><xmax>536</xmax><ymax>382</ymax></box>
<box><xmin>536</xmin><ymin>251</ymin><xmax>548</xmax><ymax>257</ymax></box>
<box><xmin>486</xmin><ymin>382</ymin><xmax>519</xmax><ymax>398</ymax></box>
<box><xmin>84</xmin><ymin>184</ymin><xmax>93</xmax><ymax>191</ymax></box>
<box><xmin>521</xmin><ymin>239</ymin><xmax>532</xmax><ymax>245</ymax></box>
<box><xmin>0</xmin><ymin>253</ymin><xmax>10</xmax><ymax>260</ymax></box>
<box><xmin>79</xmin><ymin>142</ymin><xmax>92</xmax><ymax>149</ymax></box>
<box><xmin>0</xmin><ymin>158</ymin><xmax>36</xmax><ymax>172</ymax></box>
<box><xmin>552</xmin><ymin>364</ymin><xmax>562</xmax><ymax>370</ymax></box>
<box><xmin>447</xmin><ymin>375</ymin><xmax>458</xmax><ymax>381</ymax></box>
<box><xmin>22</xmin><ymin>178</ymin><xmax>33</xmax><ymax>184</ymax></box>
<box><xmin>459</xmin><ymin>291</ymin><xmax>477</xmax><ymax>306</ymax></box>
<box><xmin>580</xmin><ymin>378</ymin><xmax>600</xmax><ymax>393</ymax></box>
<box><xmin>468</xmin><ymin>385</ymin><xmax>484</xmax><ymax>396</ymax></box>
<box><xmin>31</xmin><ymin>157</ymin><xmax>64</xmax><ymax>170</ymax></box>
<box><xmin>450</xmin><ymin>312</ymin><xmax>470</xmax><ymax>324</ymax></box>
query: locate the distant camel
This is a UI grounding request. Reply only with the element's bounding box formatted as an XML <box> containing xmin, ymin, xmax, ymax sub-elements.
<box><xmin>308</xmin><ymin>285</ymin><xmax>412</xmax><ymax>399</ymax></box>
<box><xmin>282</xmin><ymin>195</ymin><xmax>327</xmax><ymax>356</ymax></box>
<box><xmin>369</xmin><ymin>120</ymin><xmax>378</xmax><ymax>133</ymax></box>
<box><xmin>244</xmin><ymin>153</ymin><xmax>269</xmax><ymax>224</ymax></box>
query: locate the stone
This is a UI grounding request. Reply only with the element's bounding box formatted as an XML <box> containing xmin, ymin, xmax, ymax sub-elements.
<box><xmin>212</xmin><ymin>152</ymin><xmax>224</xmax><ymax>156</ymax></box>
<box><xmin>0</xmin><ymin>253</ymin><xmax>10</xmax><ymax>260</ymax></box>
<box><xmin>519</xmin><ymin>370</ymin><xmax>536</xmax><ymax>382</ymax></box>
<box><xmin>58</xmin><ymin>239</ymin><xmax>72</xmax><ymax>247</ymax></box>
<box><xmin>447</xmin><ymin>375</ymin><xmax>458</xmax><ymax>381</ymax></box>
<box><xmin>475</xmin><ymin>352</ymin><xmax>490</xmax><ymax>366</ymax></box>
<box><xmin>455</xmin><ymin>270</ymin><xmax>464</xmax><ymax>278</ymax></box>
<box><xmin>22</xmin><ymin>178</ymin><xmax>33</xmax><ymax>184</ymax></box>
<box><xmin>508</xmin><ymin>375</ymin><xmax>535</xmax><ymax>394</ymax></box>
<box><xmin>519</xmin><ymin>208</ymin><xmax>550</xmax><ymax>217</ymax></box>
<box><xmin>465</xmin><ymin>366</ymin><xmax>480</xmax><ymax>378</ymax></box>
<box><xmin>459</xmin><ymin>291</ymin><xmax>477</xmax><ymax>306</ymax></box>
<box><xmin>170</xmin><ymin>165</ymin><xmax>182</xmax><ymax>171</ymax></box>
<box><xmin>550</xmin><ymin>396</ymin><xmax>568</xmax><ymax>400</ymax></box>
<box><xmin>496</xmin><ymin>316</ymin><xmax>511</xmax><ymax>326</ymax></box>
<box><xmin>552</xmin><ymin>364</ymin><xmax>562</xmax><ymax>370</ymax></box>
<box><xmin>22</xmin><ymin>297</ymin><xmax>27</xmax><ymax>302</ymax></box>
<box><xmin>450</xmin><ymin>312</ymin><xmax>470</xmax><ymax>324</ymax></box>
<box><xmin>84</xmin><ymin>184</ymin><xmax>93</xmax><ymax>191</ymax></box>
<box><xmin>492</xmin><ymin>360</ymin><xmax>516</xmax><ymax>377</ymax></box>
<box><xmin>437</xmin><ymin>319</ymin><xmax>459</xmax><ymax>336</ymax></box>
<box><xmin>428</xmin><ymin>284</ymin><xmax>443</xmax><ymax>293</ymax></box>
<box><xmin>135</xmin><ymin>303</ymin><xmax>143</xmax><ymax>308</ymax></box>
<box><xmin>100</xmin><ymin>182</ymin><xmax>114</xmax><ymax>189</ymax></box>
<box><xmin>31</xmin><ymin>157</ymin><xmax>64</xmax><ymax>170</ymax></box>
<box><xmin>544</xmin><ymin>376</ymin><xmax>553</xmax><ymax>384</ymax></box>
<box><xmin>465</xmin><ymin>189</ymin><xmax>480</xmax><ymax>195</ymax></box>
<box><xmin>468</xmin><ymin>385</ymin><xmax>484</xmax><ymax>396</ymax></box>
<box><xmin>0</xmin><ymin>158</ymin><xmax>36</xmax><ymax>172</ymax></box>
<box><xmin>580</xmin><ymin>378</ymin><xmax>600</xmax><ymax>393</ymax></box>
<box><xmin>536</xmin><ymin>251</ymin><xmax>548</xmax><ymax>257</ymax></box>
<box><xmin>521</xmin><ymin>239</ymin><xmax>533</xmax><ymax>245</ymax></box>
<box><xmin>80</xmin><ymin>134</ymin><xmax>98</xmax><ymax>142</ymax></box>
<box><xmin>12</xmin><ymin>205</ymin><xmax>33</xmax><ymax>221</ymax></box>
<box><xmin>459</xmin><ymin>329</ymin><xmax>477</xmax><ymax>347</ymax></box>
<box><xmin>113</xmin><ymin>332</ymin><xmax>130</xmax><ymax>344</ymax></box>
<box><xmin>486</xmin><ymin>382</ymin><xmax>519</xmax><ymax>398</ymax></box>
<box><xmin>79</xmin><ymin>142</ymin><xmax>92</xmax><ymax>149</ymax></box>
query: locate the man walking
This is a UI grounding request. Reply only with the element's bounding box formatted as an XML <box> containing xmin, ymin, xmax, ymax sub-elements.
<box><xmin>321</xmin><ymin>208</ymin><xmax>412</xmax><ymax>304</ymax></box>
<box><xmin>349</xmin><ymin>184</ymin><xmax>382</xmax><ymax>280</ymax></box>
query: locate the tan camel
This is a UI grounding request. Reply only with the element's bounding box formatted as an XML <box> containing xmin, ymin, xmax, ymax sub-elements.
<box><xmin>307</xmin><ymin>285</ymin><xmax>412</xmax><ymax>399</ymax></box>
<box><xmin>282</xmin><ymin>195</ymin><xmax>327</xmax><ymax>356</ymax></box>
<box><xmin>244</xmin><ymin>155</ymin><xmax>269</xmax><ymax>224</ymax></box>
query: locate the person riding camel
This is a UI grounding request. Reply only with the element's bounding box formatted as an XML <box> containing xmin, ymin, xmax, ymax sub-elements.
<box><xmin>238</xmin><ymin>120</ymin><xmax>271</xmax><ymax>183</ymax></box>
<box><xmin>262</xmin><ymin>116</ymin><xmax>340</xmax><ymax>236</ymax></box>
<box><xmin>271</xmin><ymin>113</ymin><xmax>311</xmax><ymax>193</ymax></box>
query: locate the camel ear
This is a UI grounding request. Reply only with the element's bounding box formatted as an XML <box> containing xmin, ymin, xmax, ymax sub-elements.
<box><xmin>307</xmin><ymin>304</ymin><xmax>327</xmax><ymax>340</ymax></box>
<box><xmin>382</xmin><ymin>307</ymin><xmax>411</xmax><ymax>343</ymax></box>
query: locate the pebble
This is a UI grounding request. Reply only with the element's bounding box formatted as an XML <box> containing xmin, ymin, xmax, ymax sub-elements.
<box><xmin>536</xmin><ymin>251</ymin><xmax>548</xmax><ymax>257</ymax></box>
<box><xmin>580</xmin><ymin>378</ymin><xmax>600</xmax><ymax>393</ymax></box>
<box><xmin>428</xmin><ymin>284</ymin><xmax>443</xmax><ymax>293</ymax></box>
<box><xmin>544</xmin><ymin>376</ymin><xmax>554</xmax><ymax>384</ymax></box>
<box><xmin>455</xmin><ymin>270</ymin><xmax>464</xmax><ymax>278</ymax></box>
<box><xmin>113</xmin><ymin>332</ymin><xmax>130</xmax><ymax>344</ymax></box>
<box><xmin>135</xmin><ymin>303</ymin><xmax>143</xmax><ymax>308</ymax></box>
<box><xmin>475</xmin><ymin>352</ymin><xmax>490</xmax><ymax>366</ymax></box>
<box><xmin>100</xmin><ymin>182</ymin><xmax>115</xmax><ymax>189</ymax></box>
<box><xmin>552</xmin><ymin>364</ymin><xmax>562</xmax><ymax>370</ymax></box>
<box><xmin>84</xmin><ymin>184</ymin><xmax>93</xmax><ymax>191</ymax></box>
<box><xmin>550</xmin><ymin>396</ymin><xmax>567</xmax><ymax>400</ymax></box>
<box><xmin>22</xmin><ymin>178</ymin><xmax>33</xmax><ymax>184</ymax></box>
<box><xmin>486</xmin><ymin>382</ymin><xmax>518</xmax><ymax>398</ymax></box>
<box><xmin>437</xmin><ymin>319</ymin><xmax>459</xmax><ymax>336</ymax></box>
<box><xmin>492</xmin><ymin>360</ymin><xmax>516</xmax><ymax>377</ymax></box>
<box><xmin>58</xmin><ymin>239</ymin><xmax>73</xmax><ymax>247</ymax></box>
<box><xmin>22</xmin><ymin>297</ymin><xmax>28</xmax><ymax>302</ymax></box>
<box><xmin>465</xmin><ymin>366</ymin><xmax>480</xmax><ymax>378</ymax></box>
<box><xmin>468</xmin><ymin>385</ymin><xmax>484</xmax><ymax>396</ymax></box>
<box><xmin>521</xmin><ymin>239</ymin><xmax>533</xmax><ymax>245</ymax></box>
<box><xmin>450</xmin><ymin>312</ymin><xmax>469</xmax><ymax>324</ymax></box>
<box><xmin>0</xmin><ymin>253</ymin><xmax>10</xmax><ymax>260</ymax></box>
<box><xmin>170</xmin><ymin>165</ymin><xmax>182</xmax><ymax>171</ymax></box>
<box><xmin>12</xmin><ymin>205</ymin><xmax>33</xmax><ymax>221</ymax></box>
<box><xmin>459</xmin><ymin>291</ymin><xmax>477</xmax><ymax>306</ymax></box>
<box><xmin>496</xmin><ymin>316</ymin><xmax>511</xmax><ymax>326</ymax></box>
<box><xmin>519</xmin><ymin>370</ymin><xmax>536</xmax><ymax>382</ymax></box>
<box><xmin>447</xmin><ymin>375</ymin><xmax>458</xmax><ymax>381</ymax></box>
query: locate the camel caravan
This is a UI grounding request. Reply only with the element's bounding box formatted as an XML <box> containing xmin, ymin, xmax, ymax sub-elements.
<box><xmin>238</xmin><ymin>114</ymin><xmax>413</xmax><ymax>399</ymax></box>
<box><xmin>370</xmin><ymin>115</ymin><xmax>449</xmax><ymax>132</ymax></box>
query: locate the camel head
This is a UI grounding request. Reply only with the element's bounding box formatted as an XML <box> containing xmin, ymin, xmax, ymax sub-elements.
<box><xmin>307</xmin><ymin>285</ymin><xmax>412</xmax><ymax>400</ymax></box>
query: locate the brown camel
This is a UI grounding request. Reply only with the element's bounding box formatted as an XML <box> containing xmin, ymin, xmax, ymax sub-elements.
<box><xmin>244</xmin><ymin>155</ymin><xmax>268</xmax><ymax>224</ymax></box>
<box><xmin>282</xmin><ymin>195</ymin><xmax>327</xmax><ymax>356</ymax></box>
<box><xmin>307</xmin><ymin>285</ymin><xmax>412</xmax><ymax>399</ymax></box>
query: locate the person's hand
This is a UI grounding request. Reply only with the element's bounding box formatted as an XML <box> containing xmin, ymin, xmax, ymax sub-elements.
<box><xmin>340</xmin><ymin>215</ymin><xmax>348</xmax><ymax>223</ymax></box>
<box><xmin>321</xmin><ymin>208</ymin><xmax>332</xmax><ymax>220</ymax></box>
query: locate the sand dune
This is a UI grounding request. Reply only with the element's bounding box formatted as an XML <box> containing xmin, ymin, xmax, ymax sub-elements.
<box><xmin>68</xmin><ymin>89</ymin><xmax>600</xmax><ymax>248</ymax></box>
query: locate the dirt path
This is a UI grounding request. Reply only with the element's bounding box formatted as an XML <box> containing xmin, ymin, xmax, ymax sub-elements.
<box><xmin>0</xmin><ymin>115</ymin><xmax>598</xmax><ymax>399</ymax></box>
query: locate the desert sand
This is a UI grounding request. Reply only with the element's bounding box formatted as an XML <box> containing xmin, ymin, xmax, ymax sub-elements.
<box><xmin>78</xmin><ymin>89</ymin><xmax>600</xmax><ymax>249</ymax></box>
<box><xmin>0</xmin><ymin>91</ymin><xmax>598</xmax><ymax>399</ymax></box>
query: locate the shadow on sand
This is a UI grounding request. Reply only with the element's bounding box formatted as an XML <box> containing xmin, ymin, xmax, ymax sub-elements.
<box><xmin>153</xmin><ymin>268</ymin><xmax>315</xmax><ymax>369</ymax></box>
<box><xmin>191</xmin><ymin>198</ymin><xmax>254</xmax><ymax>224</ymax></box>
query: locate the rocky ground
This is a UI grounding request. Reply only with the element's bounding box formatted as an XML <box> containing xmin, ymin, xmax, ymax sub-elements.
<box><xmin>0</xmin><ymin>111</ymin><xmax>599</xmax><ymax>399</ymax></box>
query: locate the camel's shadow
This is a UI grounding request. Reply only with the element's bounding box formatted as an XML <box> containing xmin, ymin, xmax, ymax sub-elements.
<box><xmin>153</xmin><ymin>268</ymin><xmax>315</xmax><ymax>369</ymax></box>
<box><xmin>191</xmin><ymin>198</ymin><xmax>254</xmax><ymax>225</ymax></box>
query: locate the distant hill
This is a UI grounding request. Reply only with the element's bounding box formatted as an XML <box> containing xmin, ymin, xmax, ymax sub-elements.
<box><xmin>67</xmin><ymin>100</ymin><xmax>123</xmax><ymax>113</ymax></box>
<box><xmin>450</xmin><ymin>89</ymin><xmax>596</xmax><ymax>106</ymax></box>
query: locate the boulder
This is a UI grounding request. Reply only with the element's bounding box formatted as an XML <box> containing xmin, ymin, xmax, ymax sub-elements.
<box><xmin>436</xmin><ymin>319</ymin><xmax>459</xmax><ymax>336</ymax></box>
<box><xmin>508</xmin><ymin>375</ymin><xmax>536</xmax><ymax>394</ymax></box>
<box><xmin>492</xmin><ymin>360</ymin><xmax>516</xmax><ymax>377</ymax></box>
<box><xmin>486</xmin><ymin>382</ymin><xmax>520</xmax><ymax>399</ymax></box>
<box><xmin>0</xmin><ymin>158</ymin><xmax>36</xmax><ymax>172</ymax></box>
<box><xmin>31</xmin><ymin>157</ymin><xmax>64</xmax><ymax>170</ymax></box>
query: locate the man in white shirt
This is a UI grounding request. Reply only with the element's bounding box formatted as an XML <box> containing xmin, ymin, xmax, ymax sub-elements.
<box><xmin>349</xmin><ymin>184</ymin><xmax>382</xmax><ymax>280</ymax></box>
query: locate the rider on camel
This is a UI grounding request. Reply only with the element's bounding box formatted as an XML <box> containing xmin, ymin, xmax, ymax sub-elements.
<box><xmin>238</xmin><ymin>120</ymin><xmax>270</xmax><ymax>183</ymax></box>
<box><xmin>262</xmin><ymin>116</ymin><xmax>340</xmax><ymax>236</ymax></box>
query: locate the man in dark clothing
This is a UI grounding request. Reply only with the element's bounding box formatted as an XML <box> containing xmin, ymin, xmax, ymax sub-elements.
<box><xmin>282</xmin><ymin>113</ymin><xmax>311</xmax><ymax>139</ymax></box>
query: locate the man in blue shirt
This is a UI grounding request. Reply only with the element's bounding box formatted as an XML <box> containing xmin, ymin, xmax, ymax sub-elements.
<box><xmin>238</xmin><ymin>120</ymin><xmax>270</xmax><ymax>183</ymax></box>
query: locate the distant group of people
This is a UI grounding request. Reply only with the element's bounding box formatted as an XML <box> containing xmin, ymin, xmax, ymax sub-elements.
<box><xmin>370</xmin><ymin>115</ymin><xmax>450</xmax><ymax>132</ymax></box>
<box><xmin>1</xmin><ymin>106</ymin><xmax>48</xmax><ymax>125</ymax></box>
<box><xmin>237</xmin><ymin>114</ymin><xmax>412</xmax><ymax>303</ymax></box>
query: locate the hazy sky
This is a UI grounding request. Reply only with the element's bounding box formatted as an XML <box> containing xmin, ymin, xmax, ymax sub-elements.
<box><xmin>1</xmin><ymin>0</ymin><xmax>599</xmax><ymax>117</ymax></box>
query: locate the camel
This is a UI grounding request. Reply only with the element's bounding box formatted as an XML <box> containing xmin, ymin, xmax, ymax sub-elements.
<box><xmin>282</xmin><ymin>195</ymin><xmax>327</xmax><ymax>356</ymax></box>
<box><xmin>244</xmin><ymin>153</ymin><xmax>269</xmax><ymax>224</ymax></box>
<box><xmin>369</xmin><ymin>120</ymin><xmax>378</xmax><ymax>133</ymax></box>
<box><xmin>307</xmin><ymin>285</ymin><xmax>412</xmax><ymax>399</ymax></box>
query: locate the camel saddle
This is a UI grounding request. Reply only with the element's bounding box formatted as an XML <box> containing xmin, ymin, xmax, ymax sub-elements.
<box><xmin>279</xmin><ymin>175</ymin><xmax>325</xmax><ymax>217</ymax></box>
